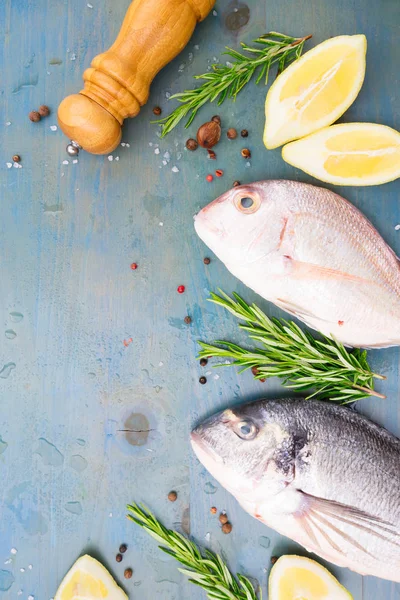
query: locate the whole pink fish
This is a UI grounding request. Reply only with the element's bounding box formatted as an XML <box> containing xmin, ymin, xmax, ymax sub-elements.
<box><xmin>194</xmin><ymin>180</ymin><xmax>400</xmax><ymax>348</ymax></box>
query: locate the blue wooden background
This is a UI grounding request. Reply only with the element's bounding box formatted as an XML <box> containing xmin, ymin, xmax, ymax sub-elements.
<box><xmin>1</xmin><ymin>0</ymin><xmax>399</xmax><ymax>598</ymax></box>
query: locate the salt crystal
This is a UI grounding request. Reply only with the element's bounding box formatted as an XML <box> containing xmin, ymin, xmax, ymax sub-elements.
<box><xmin>188</xmin><ymin>52</ymin><xmax>193</xmax><ymax>61</ymax></box>
<box><xmin>165</xmin><ymin>91</ymin><xmax>171</xmax><ymax>99</ymax></box>
<box><xmin>395</xmin><ymin>224</ymin><xmax>400</xmax><ymax>231</ymax></box>
<box><xmin>162</xmin><ymin>160</ymin><xmax>167</xmax><ymax>166</ymax></box>
<box><xmin>226</xmin><ymin>61</ymin><xmax>233</xmax><ymax>68</ymax></box>
<box><xmin>163</xmin><ymin>151</ymin><xmax>170</xmax><ymax>160</ymax></box>
<box><xmin>50</xmin><ymin>125</ymin><xmax>58</xmax><ymax>131</ymax></box>
<box><xmin>66</xmin><ymin>47</ymin><xmax>70</xmax><ymax>53</ymax></box>
<box><xmin>10</xmin><ymin>548</ymin><xmax>17</xmax><ymax>555</ymax></box>
<box><xmin>72</xmin><ymin>159</ymin><xmax>78</xmax><ymax>164</ymax></box>
<box><xmin>159</xmin><ymin>361</ymin><xmax>164</xmax><ymax>367</ymax></box>
<box><xmin>148</xmin><ymin>142</ymin><xmax>153</xmax><ymax>147</ymax></box>
<box><xmin>6</xmin><ymin>162</ymin><xmax>12</xmax><ymax>169</ymax></box>
<box><xmin>13</xmin><ymin>162</ymin><xmax>19</xmax><ymax>168</ymax></box>
<box><xmin>108</xmin><ymin>155</ymin><xmax>113</xmax><ymax>161</ymax></box>
<box><xmin>154</xmin><ymin>148</ymin><xmax>160</xmax><ymax>154</ymax></box>
<box><xmin>47</xmin><ymin>71</ymin><xmax>51</xmax><ymax>75</ymax></box>
<box><xmin>213</xmin><ymin>9</ymin><xmax>217</xmax><ymax>15</ymax></box>
<box><xmin>4</xmin><ymin>559</ymin><xmax>11</xmax><ymax>565</ymax></box>
<box><xmin>213</xmin><ymin>56</ymin><xmax>218</xmax><ymax>62</ymax></box>
<box><xmin>70</xmin><ymin>53</ymin><xmax>76</xmax><ymax>61</ymax></box>
<box><xmin>177</xmin><ymin>152</ymin><xmax>182</xmax><ymax>160</ymax></box>
<box><xmin>61</xmin><ymin>172</ymin><xmax>65</xmax><ymax>177</ymax></box>
<box><xmin>205</xmin><ymin>532</ymin><xmax>211</xmax><ymax>542</ymax></box>
<box><xmin>115</xmin><ymin>156</ymin><xmax>120</xmax><ymax>161</ymax></box>
<box><xmin>28</xmin><ymin>565</ymin><xmax>33</xmax><ymax>570</ymax></box>
<box><xmin>121</xmin><ymin>142</ymin><xmax>126</xmax><ymax>147</ymax></box>
<box><xmin>159</xmin><ymin>222</ymin><xmax>163</xmax><ymax>226</ymax></box>
<box><xmin>171</xmin><ymin>166</ymin><xmax>179</xmax><ymax>173</ymax></box>
<box><xmin>194</xmin><ymin>45</ymin><xmax>199</xmax><ymax>50</ymax></box>
<box><xmin>17</xmin><ymin>591</ymin><xmax>23</xmax><ymax>596</ymax></box>
<box><xmin>18</xmin><ymin>163</ymin><xmax>22</xmax><ymax>168</ymax></box>
<box><xmin>5</xmin><ymin>121</ymin><xmax>11</xmax><ymax>126</ymax></box>
<box><xmin>20</xmin><ymin>568</ymin><xmax>25</xmax><ymax>573</ymax></box>
<box><xmin>146</xmin><ymin>448</ymin><xmax>153</xmax><ymax>452</ymax></box>
<box><xmin>125</xmin><ymin>143</ymin><xmax>130</xmax><ymax>148</ymax></box>
<box><xmin>178</xmin><ymin>63</ymin><xmax>185</xmax><ymax>72</ymax></box>
<box><xmin>206</xmin><ymin>371</ymin><xmax>212</xmax><ymax>376</ymax></box>
<box><xmin>87</xmin><ymin>2</ymin><xmax>93</xmax><ymax>7</ymax></box>
<box><xmin>214</xmin><ymin>374</ymin><xmax>220</xmax><ymax>380</ymax></box>
<box><xmin>28</xmin><ymin>595</ymin><xmax>34</xmax><ymax>600</ymax></box>
<box><xmin>62</xmin><ymin>160</ymin><xmax>69</xmax><ymax>165</ymax></box>
<box><xmin>245</xmin><ymin>161</ymin><xmax>251</xmax><ymax>167</ymax></box>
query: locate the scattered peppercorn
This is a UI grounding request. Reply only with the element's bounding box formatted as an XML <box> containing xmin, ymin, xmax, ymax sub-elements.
<box><xmin>199</xmin><ymin>376</ymin><xmax>207</xmax><ymax>385</ymax></box>
<box><xmin>211</xmin><ymin>115</ymin><xmax>221</xmax><ymax>125</ymax></box>
<box><xmin>259</xmin><ymin>377</ymin><xmax>266</xmax><ymax>383</ymax></box>
<box><xmin>227</xmin><ymin>128</ymin><xmax>237</xmax><ymax>139</ymax></box>
<box><xmin>168</xmin><ymin>490</ymin><xmax>178</xmax><ymax>502</ymax></box>
<box><xmin>200</xmin><ymin>358</ymin><xmax>208</xmax><ymax>366</ymax></box>
<box><xmin>38</xmin><ymin>105</ymin><xmax>50</xmax><ymax>117</ymax></box>
<box><xmin>271</xmin><ymin>556</ymin><xmax>278</xmax><ymax>565</ymax></box>
<box><xmin>241</xmin><ymin>148</ymin><xmax>251</xmax><ymax>158</ymax></box>
<box><xmin>251</xmin><ymin>366</ymin><xmax>259</xmax><ymax>376</ymax></box>
<box><xmin>206</xmin><ymin>174</ymin><xmax>213</xmax><ymax>182</ymax></box>
<box><xmin>177</xmin><ymin>285</ymin><xmax>185</xmax><ymax>293</ymax></box>
<box><xmin>215</xmin><ymin>169</ymin><xmax>223</xmax><ymax>177</ymax></box>
<box><xmin>222</xmin><ymin>522</ymin><xmax>233</xmax><ymax>534</ymax></box>
<box><xmin>207</xmin><ymin>149</ymin><xmax>216</xmax><ymax>159</ymax></box>
<box><xmin>184</xmin><ymin>316</ymin><xmax>192</xmax><ymax>324</ymax></box>
<box><xmin>29</xmin><ymin>110</ymin><xmax>41</xmax><ymax>122</ymax></box>
<box><xmin>219</xmin><ymin>512</ymin><xmax>228</xmax><ymax>525</ymax></box>
<box><xmin>124</xmin><ymin>568</ymin><xmax>133</xmax><ymax>579</ymax></box>
<box><xmin>197</xmin><ymin>121</ymin><xmax>221</xmax><ymax>149</ymax></box>
<box><xmin>152</xmin><ymin>106</ymin><xmax>162</xmax><ymax>116</ymax></box>
<box><xmin>130</xmin><ymin>262</ymin><xmax>138</xmax><ymax>270</ymax></box>
<box><xmin>186</xmin><ymin>138</ymin><xmax>198</xmax><ymax>151</ymax></box>
<box><xmin>203</xmin><ymin>257</ymin><xmax>211</xmax><ymax>265</ymax></box>
<box><xmin>116</xmin><ymin>554</ymin><xmax>123</xmax><ymax>563</ymax></box>
<box><xmin>119</xmin><ymin>544</ymin><xmax>128</xmax><ymax>554</ymax></box>
<box><xmin>233</xmin><ymin>180</ymin><xmax>241</xmax><ymax>187</ymax></box>
<box><xmin>12</xmin><ymin>155</ymin><xmax>21</xmax><ymax>163</ymax></box>
<box><xmin>210</xmin><ymin>506</ymin><xmax>217</xmax><ymax>514</ymax></box>
<box><xmin>241</xmin><ymin>129</ymin><xmax>249</xmax><ymax>138</ymax></box>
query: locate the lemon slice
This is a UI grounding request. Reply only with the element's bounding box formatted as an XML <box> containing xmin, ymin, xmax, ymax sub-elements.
<box><xmin>263</xmin><ymin>35</ymin><xmax>367</xmax><ymax>149</ymax></box>
<box><xmin>282</xmin><ymin>122</ymin><xmax>400</xmax><ymax>186</ymax></box>
<box><xmin>55</xmin><ymin>555</ymin><xmax>128</xmax><ymax>600</ymax></box>
<box><xmin>269</xmin><ymin>555</ymin><xmax>353</xmax><ymax>600</ymax></box>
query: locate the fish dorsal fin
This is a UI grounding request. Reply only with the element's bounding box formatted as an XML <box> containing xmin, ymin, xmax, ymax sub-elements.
<box><xmin>297</xmin><ymin>491</ymin><xmax>400</xmax><ymax>558</ymax></box>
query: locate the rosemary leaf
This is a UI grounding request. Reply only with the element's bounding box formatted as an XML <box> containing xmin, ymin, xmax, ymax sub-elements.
<box><xmin>127</xmin><ymin>503</ymin><xmax>261</xmax><ymax>600</ymax></box>
<box><xmin>155</xmin><ymin>32</ymin><xmax>311</xmax><ymax>136</ymax></box>
<box><xmin>198</xmin><ymin>291</ymin><xmax>385</xmax><ymax>404</ymax></box>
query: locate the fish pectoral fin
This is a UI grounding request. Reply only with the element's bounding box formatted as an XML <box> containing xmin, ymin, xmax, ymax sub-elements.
<box><xmin>298</xmin><ymin>491</ymin><xmax>400</xmax><ymax>552</ymax></box>
<box><xmin>275</xmin><ymin>298</ymin><xmax>321</xmax><ymax>322</ymax></box>
<box><xmin>283</xmin><ymin>257</ymin><xmax>371</xmax><ymax>284</ymax></box>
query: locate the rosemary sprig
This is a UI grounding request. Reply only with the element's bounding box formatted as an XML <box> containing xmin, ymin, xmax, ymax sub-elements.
<box><xmin>198</xmin><ymin>291</ymin><xmax>385</xmax><ymax>404</ymax></box>
<box><xmin>156</xmin><ymin>32</ymin><xmax>311</xmax><ymax>136</ymax></box>
<box><xmin>127</xmin><ymin>503</ymin><xmax>261</xmax><ymax>600</ymax></box>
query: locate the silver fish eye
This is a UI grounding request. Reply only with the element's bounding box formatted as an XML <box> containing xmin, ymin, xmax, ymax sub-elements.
<box><xmin>235</xmin><ymin>420</ymin><xmax>258</xmax><ymax>441</ymax></box>
<box><xmin>240</xmin><ymin>197</ymin><xmax>254</xmax><ymax>209</ymax></box>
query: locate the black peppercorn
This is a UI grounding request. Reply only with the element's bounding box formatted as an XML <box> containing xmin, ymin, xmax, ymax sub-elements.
<box><xmin>186</xmin><ymin>138</ymin><xmax>198</xmax><ymax>151</ymax></box>
<box><xmin>203</xmin><ymin>257</ymin><xmax>211</xmax><ymax>265</ymax></box>
<box><xmin>241</xmin><ymin>129</ymin><xmax>249</xmax><ymax>138</ymax></box>
<box><xmin>119</xmin><ymin>544</ymin><xmax>127</xmax><ymax>554</ymax></box>
<box><xmin>199</xmin><ymin>376</ymin><xmax>207</xmax><ymax>384</ymax></box>
<box><xmin>116</xmin><ymin>554</ymin><xmax>123</xmax><ymax>563</ymax></box>
<box><xmin>152</xmin><ymin>106</ymin><xmax>162</xmax><ymax>116</ymax></box>
<box><xmin>200</xmin><ymin>358</ymin><xmax>208</xmax><ymax>367</ymax></box>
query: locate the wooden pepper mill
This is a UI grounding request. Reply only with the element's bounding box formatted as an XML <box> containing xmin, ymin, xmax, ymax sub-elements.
<box><xmin>58</xmin><ymin>0</ymin><xmax>215</xmax><ymax>155</ymax></box>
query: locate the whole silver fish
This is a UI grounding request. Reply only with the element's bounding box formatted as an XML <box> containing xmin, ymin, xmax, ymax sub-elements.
<box><xmin>194</xmin><ymin>180</ymin><xmax>400</xmax><ymax>348</ymax></box>
<box><xmin>191</xmin><ymin>399</ymin><xmax>400</xmax><ymax>582</ymax></box>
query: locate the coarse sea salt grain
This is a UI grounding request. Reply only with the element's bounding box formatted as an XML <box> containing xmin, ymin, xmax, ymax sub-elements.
<box><xmin>50</xmin><ymin>125</ymin><xmax>57</xmax><ymax>131</ymax></box>
<box><xmin>73</xmin><ymin>159</ymin><xmax>78</xmax><ymax>164</ymax></box>
<box><xmin>115</xmin><ymin>156</ymin><xmax>120</xmax><ymax>161</ymax></box>
<box><xmin>10</xmin><ymin>548</ymin><xmax>17</xmax><ymax>555</ymax></box>
<box><xmin>28</xmin><ymin>595</ymin><xmax>34</xmax><ymax>600</ymax></box>
<box><xmin>214</xmin><ymin>374</ymin><xmax>220</xmax><ymax>380</ymax></box>
<box><xmin>395</xmin><ymin>224</ymin><xmax>400</xmax><ymax>231</ymax></box>
<box><xmin>159</xmin><ymin>222</ymin><xmax>163</xmax><ymax>227</ymax></box>
<box><xmin>87</xmin><ymin>2</ymin><xmax>93</xmax><ymax>7</ymax></box>
<box><xmin>125</xmin><ymin>143</ymin><xmax>130</xmax><ymax>148</ymax></box>
<box><xmin>162</xmin><ymin>160</ymin><xmax>167</xmax><ymax>166</ymax></box>
<box><xmin>159</xmin><ymin>361</ymin><xmax>164</xmax><ymax>367</ymax></box>
<box><xmin>154</xmin><ymin>148</ymin><xmax>160</xmax><ymax>154</ymax></box>
<box><xmin>20</xmin><ymin>568</ymin><xmax>25</xmax><ymax>573</ymax></box>
<box><xmin>4</xmin><ymin>559</ymin><xmax>11</xmax><ymax>565</ymax></box>
<box><xmin>108</xmin><ymin>155</ymin><xmax>113</xmax><ymax>161</ymax></box>
<box><xmin>5</xmin><ymin>121</ymin><xmax>11</xmax><ymax>126</ymax></box>
<box><xmin>212</xmin><ymin>9</ymin><xmax>217</xmax><ymax>15</ymax></box>
<box><xmin>17</xmin><ymin>591</ymin><xmax>23</xmax><ymax>596</ymax></box>
<box><xmin>62</xmin><ymin>160</ymin><xmax>69</xmax><ymax>165</ymax></box>
<box><xmin>171</xmin><ymin>166</ymin><xmax>179</xmax><ymax>173</ymax></box>
<box><xmin>6</xmin><ymin>162</ymin><xmax>12</xmax><ymax>169</ymax></box>
<box><xmin>70</xmin><ymin>53</ymin><xmax>76</xmax><ymax>61</ymax></box>
<box><xmin>109</xmin><ymin>512</ymin><xmax>113</xmax><ymax>517</ymax></box>
<box><xmin>163</xmin><ymin>151</ymin><xmax>170</xmax><ymax>160</ymax></box>
<box><xmin>28</xmin><ymin>565</ymin><xmax>33</xmax><ymax>570</ymax></box>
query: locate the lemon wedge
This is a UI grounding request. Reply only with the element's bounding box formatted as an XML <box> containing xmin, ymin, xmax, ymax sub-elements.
<box><xmin>263</xmin><ymin>35</ymin><xmax>367</xmax><ymax>149</ymax></box>
<box><xmin>282</xmin><ymin>122</ymin><xmax>400</xmax><ymax>186</ymax></box>
<box><xmin>269</xmin><ymin>555</ymin><xmax>353</xmax><ymax>600</ymax></box>
<box><xmin>55</xmin><ymin>555</ymin><xmax>128</xmax><ymax>600</ymax></box>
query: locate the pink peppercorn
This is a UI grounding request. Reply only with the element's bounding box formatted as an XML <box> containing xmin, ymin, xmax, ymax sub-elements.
<box><xmin>130</xmin><ymin>263</ymin><xmax>138</xmax><ymax>270</ymax></box>
<box><xmin>206</xmin><ymin>174</ymin><xmax>213</xmax><ymax>182</ymax></box>
<box><xmin>177</xmin><ymin>285</ymin><xmax>185</xmax><ymax>294</ymax></box>
<box><xmin>215</xmin><ymin>169</ymin><xmax>223</xmax><ymax>177</ymax></box>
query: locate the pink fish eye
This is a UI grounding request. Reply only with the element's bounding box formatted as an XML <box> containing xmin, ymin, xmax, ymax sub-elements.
<box><xmin>234</xmin><ymin>192</ymin><xmax>261</xmax><ymax>214</ymax></box>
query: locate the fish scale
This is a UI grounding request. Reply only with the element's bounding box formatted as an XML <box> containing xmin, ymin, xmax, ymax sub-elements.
<box><xmin>194</xmin><ymin>180</ymin><xmax>400</xmax><ymax>347</ymax></box>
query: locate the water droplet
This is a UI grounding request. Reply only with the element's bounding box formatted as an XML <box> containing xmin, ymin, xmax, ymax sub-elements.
<box><xmin>65</xmin><ymin>501</ymin><xmax>82</xmax><ymax>515</ymax></box>
<box><xmin>0</xmin><ymin>570</ymin><xmax>15</xmax><ymax>591</ymax></box>
<box><xmin>88</xmin><ymin>372</ymin><xmax>96</xmax><ymax>379</ymax></box>
<box><xmin>0</xmin><ymin>436</ymin><xmax>8</xmax><ymax>454</ymax></box>
<box><xmin>34</xmin><ymin>438</ymin><xmax>64</xmax><ymax>466</ymax></box>
<box><xmin>204</xmin><ymin>482</ymin><xmax>217</xmax><ymax>494</ymax></box>
<box><xmin>9</xmin><ymin>312</ymin><xmax>23</xmax><ymax>323</ymax></box>
<box><xmin>76</xmin><ymin>439</ymin><xmax>86</xmax><ymax>446</ymax></box>
<box><xmin>0</xmin><ymin>363</ymin><xmax>16</xmax><ymax>379</ymax></box>
<box><xmin>69</xmin><ymin>455</ymin><xmax>88</xmax><ymax>472</ymax></box>
<box><xmin>5</xmin><ymin>330</ymin><xmax>16</xmax><ymax>339</ymax></box>
<box><xmin>258</xmin><ymin>536</ymin><xmax>271</xmax><ymax>549</ymax></box>
<box><xmin>12</xmin><ymin>75</ymin><xmax>39</xmax><ymax>94</ymax></box>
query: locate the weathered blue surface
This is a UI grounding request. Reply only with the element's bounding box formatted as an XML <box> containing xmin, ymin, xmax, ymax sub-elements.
<box><xmin>0</xmin><ymin>0</ymin><xmax>399</xmax><ymax>598</ymax></box>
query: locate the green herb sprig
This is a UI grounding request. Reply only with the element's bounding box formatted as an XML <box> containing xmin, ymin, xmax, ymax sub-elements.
<box><xmin>198</xmin><ymin>291</ymin><xmax>385</xmax><ymax>404</ymax></box>
<box><xmin>127</xmin><ymin>503</ymin><xmax>261</xmax><ymax>600</ymax></box>
<box><xmin>156</xmin><ymin>32</ymin><xmax>311</xmax><ymax>137</ymax></box>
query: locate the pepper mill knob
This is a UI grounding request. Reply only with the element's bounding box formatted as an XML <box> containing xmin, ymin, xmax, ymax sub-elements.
<box><xmin>58</xmin><ymin>0</ymin><xmax>215</xmax><ymax>155</ymax></box>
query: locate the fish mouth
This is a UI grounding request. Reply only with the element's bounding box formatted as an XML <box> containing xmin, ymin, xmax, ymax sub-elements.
<box><xmin>190</xmin><ymin>431</ymin><xmax>224</xmax><ymax>466</ymax></box>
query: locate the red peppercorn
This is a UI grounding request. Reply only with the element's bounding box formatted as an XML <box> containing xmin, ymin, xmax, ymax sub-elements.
<box><xmin>130</xmin><ymin>263</ymin><xmax>138</xmax><ymax>270</ymax></box>
<box><xmin>215</xmin><ymin>169</ymin><xmax>223</xmax><ymax>177</ymax></box>
<box><xmin>177</xmin><ymin>285</ymin><xmax>185</xmax><ymax>294</ymax></box>
<box><xmin>206</xmin><ymin>174</ymin><xmax>213</xmax><ymax>182</ymax></box>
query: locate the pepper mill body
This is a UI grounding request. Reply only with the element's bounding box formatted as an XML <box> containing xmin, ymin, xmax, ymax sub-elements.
<box><xmin>58</xmin><ymin>0</ymin><xmax>215</xmax><ymax>155</ymax></box>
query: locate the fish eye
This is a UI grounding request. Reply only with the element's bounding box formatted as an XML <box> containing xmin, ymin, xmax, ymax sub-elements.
<box><xmin>235</xmin><ymin>420</ymin><xmax>258</xmax><ymax>441</ymax></box>
<box><xmin>234</xmin><ymin>193</ymin><xmax>261</xmax><ymax>214</ymax></box>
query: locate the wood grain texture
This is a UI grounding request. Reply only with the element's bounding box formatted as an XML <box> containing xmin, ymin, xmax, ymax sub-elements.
<box><xmin>0</xmin><ymin>0</ymin><xmax>399</xmax><ymax>599</ymax></box>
